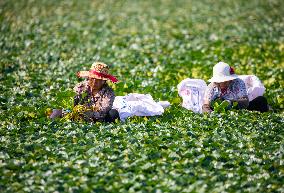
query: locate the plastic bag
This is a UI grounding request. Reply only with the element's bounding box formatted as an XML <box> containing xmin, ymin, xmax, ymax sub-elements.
<box><xmin>177</xmin><ymin>79</ymin><xmax>207</xmax><ymax>113</ymax></box>
<box><xmin>113</xmin><ymin>93</ymin><xmax>169</xmax><ymax>121</ymax></box>
<box><xmin>238</xmin><ymin>75</ymin><xmax>265</xmax><ymax>101</ymax></box>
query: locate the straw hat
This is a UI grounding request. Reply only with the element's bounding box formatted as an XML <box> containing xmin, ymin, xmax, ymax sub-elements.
<box><xmin>77</xmin><ymin>62</ymin><xmax>118</xmax><ymax>83</ymax></box>
<box><xmin>208</xmin><ymin>62</ymin><xmax>238</xmax><ymax>83</ymax></box>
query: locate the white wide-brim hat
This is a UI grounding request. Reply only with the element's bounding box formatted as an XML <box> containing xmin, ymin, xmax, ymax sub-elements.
<box><xmin>208</xmin><ymin>62</ymin><xmax>238</xmax><ymax>83</ymax></box>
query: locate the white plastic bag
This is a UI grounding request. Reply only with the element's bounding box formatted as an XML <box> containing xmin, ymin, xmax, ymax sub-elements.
<box><xmin>113</xmin><ymin>93</ymin><xmax>169</xmax><ymax>121</ymax></box>
<box><xmin>238</xmin><ymin>75</ymin><xmax>265</xmax><ymax>101</ymax></box>
<box><xmin>177</xmin><ymin>79</ymin><xmax>207</xmax><ymax>113</ymax></box>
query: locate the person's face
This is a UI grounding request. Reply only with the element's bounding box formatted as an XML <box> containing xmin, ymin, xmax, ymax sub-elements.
<box><xmin>216</xmin><ymin>80</ymin><xmax>231</xmax><ymax>90</ymax></box>
<box><xmin>88</xmin><ymin>78</ymin><xmax>106</xmax><ymax>90</ymax></box>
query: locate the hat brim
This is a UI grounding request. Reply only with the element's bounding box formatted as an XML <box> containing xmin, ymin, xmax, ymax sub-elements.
<box><xmin>77</xmin><ymin>71</ymin><xmax>109</xmax><ymax>81</ymax></box>
<box><xmin>77</xmin><ymin>71</ymin><xmax>119</xmax><ymax>83</ymax></box>
<box><xmin>208</xmin><ymin>74</ymin><xmax>238</xmax><ymax>83</ymax></box>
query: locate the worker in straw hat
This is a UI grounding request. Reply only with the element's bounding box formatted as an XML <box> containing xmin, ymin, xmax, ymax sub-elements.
<box><xmin>50</xmin><ymin>62</ymin><xmax>120</xmax><ymax>122</ymax></box>
<box><xmin>73</xmin><ymin>61</ymin><xmax>119</xmax><ymax>122</ymax></box>
<box><xmin>202</xmin><ymin>62</ymin><xmax>269</xmax><ymax>113</ymax></box>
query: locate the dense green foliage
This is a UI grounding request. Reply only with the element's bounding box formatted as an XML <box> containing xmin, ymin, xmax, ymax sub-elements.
<box><xmin>0</xmin><ymin>0</ymin><xmax>283</xmax><ymax>192</ymax></box>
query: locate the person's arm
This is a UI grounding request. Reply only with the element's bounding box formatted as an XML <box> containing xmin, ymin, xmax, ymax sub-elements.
<box><xmin>74</xmin><ymin>94</ymin><xmax>81</xmax><ymax>106</ymax></box>
<box><xmin>73</xmin><ymin>81</ymin><xmax>88</xmax><ymax>106</ymax></box>
<box><xmin>202</xmin><ymin>83</ymin><xmax>215</xmax><ymax>113</ymax></box>
<box><xmin>232</xmin><ymin>79</ymin><xmax>249</xmax><ymax>109</ymax></box>
<box><xmin>202</xmin><ymin>103</ymin><xmax>212</xmax><ymax>113</ymax></box>
<box><xmin>232</xmin><ymin>96</ymin><xmax>249</xmax><ymax>109</ymax></box>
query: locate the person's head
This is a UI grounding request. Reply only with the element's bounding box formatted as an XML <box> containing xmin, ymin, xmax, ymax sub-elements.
<box><xmin>215</xmin><ymin>80</ymin><xmax>232</xmax><ymax>90</ymax></box>
<box><xmin>208</xmin><ymin>62</ymin><xmax>238</xmax><ymax>85</ymax></box>
<box><xmin>77</xmin><ymin>62</ymin><xmax>118</xmax><ymax>89</ymax></box>
<box><xmin>88</xmin><ymin>78</ymin><xmax>106</xmax><ymax>90</ymax></box>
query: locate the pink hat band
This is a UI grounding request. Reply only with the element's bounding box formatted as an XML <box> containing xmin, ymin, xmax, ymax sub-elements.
<box><xmin>89</xmin><ymin>69</ymin><xmax>118</xmax><ymax>83</ymax></box>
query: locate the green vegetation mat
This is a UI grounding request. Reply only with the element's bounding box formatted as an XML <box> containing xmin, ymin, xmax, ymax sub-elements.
<box><xmin>0</xmin><ymin>0</ymin><xmax>283</xmax><ymax>192</ymax></box>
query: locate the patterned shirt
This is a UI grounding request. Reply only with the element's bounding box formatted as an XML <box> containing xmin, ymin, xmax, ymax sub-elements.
<box><xmin>73</xmin><ymin>80</ymin><xmax>115</xmax><ymax>121</ymax></box>
<box><xmin>204</xmin><ymin>78</ymin><xmax>248</xmax><ymax>106</ymax></box>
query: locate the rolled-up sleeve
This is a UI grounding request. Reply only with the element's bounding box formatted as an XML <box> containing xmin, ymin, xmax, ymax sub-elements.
<box><xmin>73</xmin><ymin>81</ymin><xmax>88</xmax><ymax>106</ymax></box>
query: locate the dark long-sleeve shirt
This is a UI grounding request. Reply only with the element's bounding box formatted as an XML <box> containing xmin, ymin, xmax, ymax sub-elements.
<box><xmin>73</xmin><ymin>80</ymin><xmax>115</xmax><ymax>121</ymax></box>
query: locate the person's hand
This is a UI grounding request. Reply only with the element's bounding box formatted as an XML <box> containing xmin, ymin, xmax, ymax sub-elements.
<box><xmin>49</xmin><ymin>109</ymin><xmax>62</xmax><ymax>119</ymax></box>
<box><xmin>84</xmin><ymin>111</ymin><xmax>94</xmax><ymax>118</ymax></box>
<box><xmin>223</xmin><ymin>99</ymin><xmax>232</xmax><ymax>106</ymax></box>
<box><xmin>222</xmin><ymin>100</ymin><xmax>232</xmax><ymax>110</ymax></box>
<box><xmin>92</xmin><ymin>105</ymin><xmax>100</xmax><ymax>112</ymax></box>
<box><xmin>212</xmin><ymin>99</ymin><xmax>232</xmax><ymax>113</ymax></box>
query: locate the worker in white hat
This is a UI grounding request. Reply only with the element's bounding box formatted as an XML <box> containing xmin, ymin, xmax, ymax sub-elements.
<box><xmin>203</xmin><ymin>62</ymin><xmax>269</xmax><ymax>113</ymax></box>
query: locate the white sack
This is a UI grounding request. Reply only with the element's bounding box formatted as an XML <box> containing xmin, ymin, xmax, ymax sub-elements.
<box><xmin>113</xmin><ymin>93</ymin><xmax>169</xmax><ymax>121</ymax></box>
<box><xmin>177</xmin><ymin>79</ymin><xmax>207</xmax><ymax>113</ymax></box>
<box><xmin>238</xmin><ymin>75</ymin><xmax>265</xmax><ymax>101</ymax></box>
